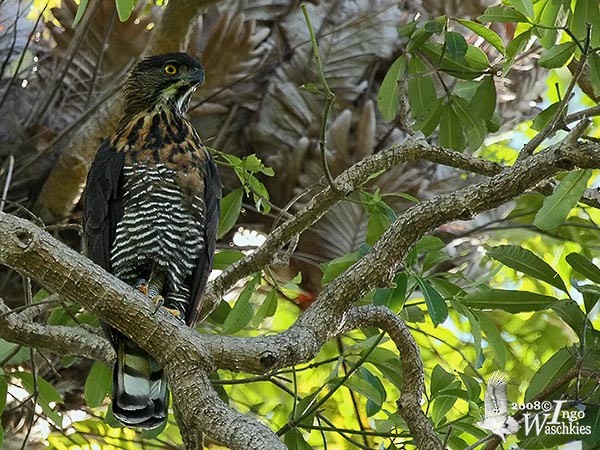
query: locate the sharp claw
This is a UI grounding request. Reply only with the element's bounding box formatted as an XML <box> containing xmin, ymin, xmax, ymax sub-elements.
<box><xmin>151</xmin><ymin>295</ymin><xmax>165</xmax><ymax>315</ymax></box>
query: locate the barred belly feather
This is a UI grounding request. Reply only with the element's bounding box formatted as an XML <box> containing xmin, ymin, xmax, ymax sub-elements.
<box><xmin>111</xmin><ymin>163</ymin><xmax>205</xmax><ymax>312</ymax></box>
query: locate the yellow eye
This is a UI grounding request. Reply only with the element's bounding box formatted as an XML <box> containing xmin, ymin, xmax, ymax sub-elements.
<box><xmin>164</xmin><ymin>64</ymin><xmax>177</xmax><ymax>75</ymax></box>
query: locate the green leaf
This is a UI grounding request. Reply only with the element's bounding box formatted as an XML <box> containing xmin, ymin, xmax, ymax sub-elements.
<box><xmin>284</xmin><ymin>429</ymin><xmax>313</xmax><ymax>450</ymax></box>
<box><xmin>537</xmin><ymin>41</ymin><xmax>576</xmax><ymax>68</ymax></box>
<box><xmin>430</xmin><ymin>365</ymin><xmax>458</xmax><ymax>397</ymax></box>
<box><xmin>423</xmin><ymin>16</ymin><xmax>446</xmax><ymax>33</ymax></box>
<box><xmin>342</xmin><ymin>372</ymin><xmax>384</xmax><ymax>406</ymax></box>
<box><xmin>398</xmin><ymin>21</ymin><xmax>418</xmax><ymax>37</ymax></box>
<box><xmin>115</xmin><ymin>0</ymin><xmax>135</xmax><ymax>22</ymax></box>
<box><xmin>373</xmin><ymin>272</ymin><xmax>407</xmax><ymax>311</ymax></box>
<box><xmin>509</xmin><ymin>0</ymin><xmax>534</xmax><ymax>18</ymax></box>
<box><xmin>551</xmin><ymin>299</ymin><xmax>588</xmax><ymax>338</ymax></box>
<box><xmin>406</xmin><ymin>27</ymin><xmax>434</xmax><ymax>52</ymax></box>
<box><xmin>72</xmin><ymin>0</ymin><xmax>89</xmax><ymax>27</ymax></box>
<box><xmin>456</xmin><ymin>19</ymin><xmax>505</xmax><ymax>55</ymax></box>
<box><xmin>321</xmin><ymin>252</ymin><xmax>359</xmax><ymax>284</ymax></box>
<box><xmin>589</xmin><ymin>53</ymin><xmax>600</xmax><ymax>98</ymax></box>
<box><xmin>486</xmin><ymin>244</ymin><xmax>567</xmax><ymax>291</ymax></box>
<box><xmin>420</xmin><ymin>43</ymin><xmax>490</xmax><ymax>79</ymax></box>
<box><xmin>222</xmin><ymin>275</ymin><xmax>259</xmax><ymax>334</ymax></box>
<box><xmin>14</xmin><ymin>372</ymin><xmax>63</xmax><ymax>424</ymax></box>
<box><xmin>570</xmin><ymin>0</ymin><xmax>600</xmax><ymax>48</ymax></box>
<box><xmin>407</xmin><ymin>56</ymin><xmax>437</xmax><ymax>123</ymax></box>
<box><xmin>377</xmin><ymin>55</ymin><xmax>407</xmax><ymax>121</ymax></box>
<box><xmin>538</xmin><ymin>0</ymin><xmax>563</xmax><ymax>49</ymax></box>
<box><xmin>414</xmin><ymin>97</ymin><xmax>443</xmax><ymax>136</ymax></box>
<box><xmin>580</xmin><ymin>406</ymin><xmax>600</xmax><ymax>445</ymax></box>
<box><xmin>503</xmin><ymin>31</ymin><xmax>531</xmax><ymax>75</ymax></box>
<box><xmin>469</xmin><ymin>76</ymin><xmax>496</xmax><ymax>121</ymax></box>
<box><xmin>0</xmin><ymin>375</ymin><xmax>7</xmax><ymax>413</ymax></box>
<box><xmin>252</xmin><ymin>289</ymin><xmax>278</xmax><ymax>326</ymax></box>
<box><xmin>458</xmin><ymin>372</ymin><xmax>481</xmax><ymax>402</ymax></box>
<box><xmin>439</xmin><ymin>103</ymin><xmax>465</xmax><ymax>151</ymax></box>
<box><xmin>416</xmin><ymin>278</ymin><xmax>448</xmax><ymax>326</ymax></box>
<box><xmin>534</xmin><ymin>169</ymin><xmax>591</xmax><ymax>230</ymax></box>
<box><xmin>531</xmin><ymin>101</ymin><xmax>560</xmax><ymax>131</ymax></box>
<box><xmin>474</xmin><ymin>311</ymin><xmax>506</xmax><ymax>368</ymax></box>
<box><xmin>525</xmin><ymin>347</ymin><xmax>575</xmax><ymax>400</ymax></box>
<box><xmin>84</xmin><ymin>361</ymin><xmax>112</xmax><ymax>408</ymax></box>
<box><xmin>444</xmin><ymin>31</ymin><xmax>468</xmax><ymax>60</ymax></box>
<box><xmin>478</xmin><ymin>5</ymin><xmax>530</xmax><ymax>23</ymax></box>
<box><xmin>461</xmin><ymin>289</ymin><xmax>556</xmax><ymax>313</ymax></box>
<box><xmin>452</xmin><ymin>97</ymin><xmax>487</xmax><ymax>151</ymax></box>
<box><xmin>566</xmin><ymin>253</ymin><xmax>600</xmax><ymax>283</ymax></box>
<box><xmin>218</xmin><ymin>188</ymin><xmax>243</xmax><ymax>238</ymax></box>
<box><xmin>213</xmin><ymin>249</ymin><xmax>244</xmax><ymax>270</ymax></box>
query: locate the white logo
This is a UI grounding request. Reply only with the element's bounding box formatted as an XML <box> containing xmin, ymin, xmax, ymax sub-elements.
<box><xmin>476</xmin><ymin>371</ymin><xmax>520</xmax><ymax>442</ymax></box>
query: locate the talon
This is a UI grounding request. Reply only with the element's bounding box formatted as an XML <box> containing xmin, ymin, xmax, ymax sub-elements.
<box><xmin>151</xmin><ymin>295</ymin><xmax>165</xmax><ymax>315</ymax></box>
<box><xmin>134</xmin><ymin>279</ymin><xmax>149</xmax><ymax>296</ymax></box>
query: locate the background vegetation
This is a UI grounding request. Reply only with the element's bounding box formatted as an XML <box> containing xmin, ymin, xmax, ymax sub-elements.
<box><xmin>0</xmin><ymin>0</ymin><xmax>599</xmax><ymax>449</ymax></box>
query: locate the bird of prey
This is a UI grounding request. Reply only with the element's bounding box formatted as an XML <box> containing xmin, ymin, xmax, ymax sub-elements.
<box><xmin>83</xmin><ymin>53</ymin><xmax>221</xmax><ymax>428</ymax></box>
<box><xmin>476</xmin><ymin>371</ymin><xmax>520</xmax><ymax>442</ymax></box>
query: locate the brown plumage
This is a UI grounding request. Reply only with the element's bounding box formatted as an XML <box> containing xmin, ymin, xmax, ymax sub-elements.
<box><xmin>83</xmin><ymin>53</ymin><xmax>221</xmax><ymax>429</ymax></box>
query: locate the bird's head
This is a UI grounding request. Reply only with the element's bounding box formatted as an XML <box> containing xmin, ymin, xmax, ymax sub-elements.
<box><xmin>123</xmin><ymin>52</ymin><xmax>204</xmax><ymax>118</ymax></box>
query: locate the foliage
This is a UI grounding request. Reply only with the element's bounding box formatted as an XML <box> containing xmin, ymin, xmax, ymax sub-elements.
<box><xmin>1</xmin><ymin>0</ymin><xmax>600</xmax><ymax>449</ymax></box>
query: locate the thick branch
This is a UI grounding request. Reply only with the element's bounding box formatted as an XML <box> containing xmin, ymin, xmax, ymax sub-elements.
<box><xmin>2</xmin><ymin>132</ymin><xmax>599</xmax><ymax>449</ymax></box>
<box><xmin>342</xmin><ymin>306</ymin><xmax>443</xmax><ymax>450</ymax></box>
<box><xmin>0</xmin><ymin>298</ymin><xmax>113</xmax><ymax>364</ymax></box>
<box><xmin>0</xmin><ymin>212</ymin><xmax>285</xmax><ymax>450</ymax></box>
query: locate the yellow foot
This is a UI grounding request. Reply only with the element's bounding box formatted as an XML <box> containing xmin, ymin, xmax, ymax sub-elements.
<box><xmin>150</xmin><ymin>295</ymin><xmax>181</xmax><ymax>318</ymax></box>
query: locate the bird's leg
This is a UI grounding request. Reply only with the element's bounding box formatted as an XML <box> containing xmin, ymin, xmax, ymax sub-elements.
<box><xmin>134</xmin><ymin>279</ymin><xmax>149</xmax><ymax>296</ymax></box>
<box><xmin>147</xmin><ymin>268</ymin><xmax>181</xmax><ymax>319</ymax></box>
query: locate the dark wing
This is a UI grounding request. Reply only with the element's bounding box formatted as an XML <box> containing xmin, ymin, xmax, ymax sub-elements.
<box><xmin>185</xmin><ymin>156</ymin><xmax>222</xmax><ymax>326</ymax></box>
<box><xmin>83</xmin><ymin>139</ymin><xmax>125</xmax><ymax>272</ymax></box>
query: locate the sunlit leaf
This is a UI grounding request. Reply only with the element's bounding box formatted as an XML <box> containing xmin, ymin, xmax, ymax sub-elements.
<box><xmin>531</xmin><ymin>102</ymin><xmax>560</xmax><ymax>131</ymax></box>
<box><xmin>486</xmin><ymin>244</ymin><xmax>567</xmax><ymax>291</ymax></box>
<box><xmin>525</xmin><ymin>347</ymin><xmax>575</xmax><ymax>400</ymax></box>
<box><xmin>222</xmin><ymin>275</ymin><xmax>259</xmax><ymax>334</ymax></box>
<box><xmin>509</xmin><ymin>0</ymin><xmax>534</xmax><ymax>18</ymax></box>
<box><xmin>377</xmin><ymin>55</ymin><xmax>407</xmax><ymax>121</ymax></box>
<box><xmin>85</xmin><ymin>361</ymin><xmax>112</xmax><ymax>408</ymax></box>
<box><xmin>456</xmin><ymin>19</ymin><xmax>505</xmax><ymax>55</ymax></box>
<box><xmin>537</xmin><ymin>41</ymin><xmax>576</xmax><ymax>68</ymax></box>
<box><xmin>416</xmin><ymin>278</ymin><xmax>448</xmax><ymax>326</ymax></box>
<box><xmin>115</xmin><ymin>0</ymin><xmax>135</xmax><ymax>22</ymax></box>
<box><xmin>218</xmin><ymin>188</ymin><xmax>243</xmax><ymax>238</ymax></box>
<box><xmin>503</xmin><ymin>31</ymin><xmax>531</xmax><ymax>75</ymax></box>
<box><xmin>462</xmin><ymin>289</ymin><xmax>556</xmax><ymax>313</ymax></box>
<box><xmin>534</xmin><ymin>170</ymin><xmax>591</xmax><ymax>230</ymax></box>
<box><xmin>478</xmin><ymin>5</ymin><xmax>529</xmax><ymax>23</ymax></box>
<box><xmin>452</xmin><ymin>96</ymin><xmax>487</xmax><ymax>151</ymax></box>
<box><xmin>475</xmin><ymin>311</ymin><xmax>506</xmax><ymax>368</ymax></box>
<box><xmin>566</xmin><ymin>253</ymin><xmax>600</xmax><ymax>283</ymax></box>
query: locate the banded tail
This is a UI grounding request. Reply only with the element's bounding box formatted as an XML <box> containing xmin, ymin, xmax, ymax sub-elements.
<box><xmin>112</xmin><ymin>334</ymin><xmax>169</xmax><ymax>429</ymax></box>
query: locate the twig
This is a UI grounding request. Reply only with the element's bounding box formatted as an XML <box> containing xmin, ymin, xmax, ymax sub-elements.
<box><xmin>517</xmin><ymin>24</ymin><xmax>592</xmax><ymax>161</ymax></box>
<box><xmin>0</xmin><ymin>155</ymin><xmax>14</xmax><ymax>212</ymax></box>
<box><xmin>301</xmin><ymin>4</ymin><xmax>338</xmax><ymax>192</ymax></box>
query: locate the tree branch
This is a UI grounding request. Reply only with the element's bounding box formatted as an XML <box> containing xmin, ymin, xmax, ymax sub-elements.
<box><xmin>2</xmin><ymin>128</ymin><xmax>599</xmax><ymax>449</ymax></box>
<box><xmin>0</xmin><ymin>297</ymin><xmax>113</xmax><ymax>365</ymax></box>
<box><xmin>342</xmin><ymin>306</ymin><xmax>443</xmax><ymax>450</ymax></box>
